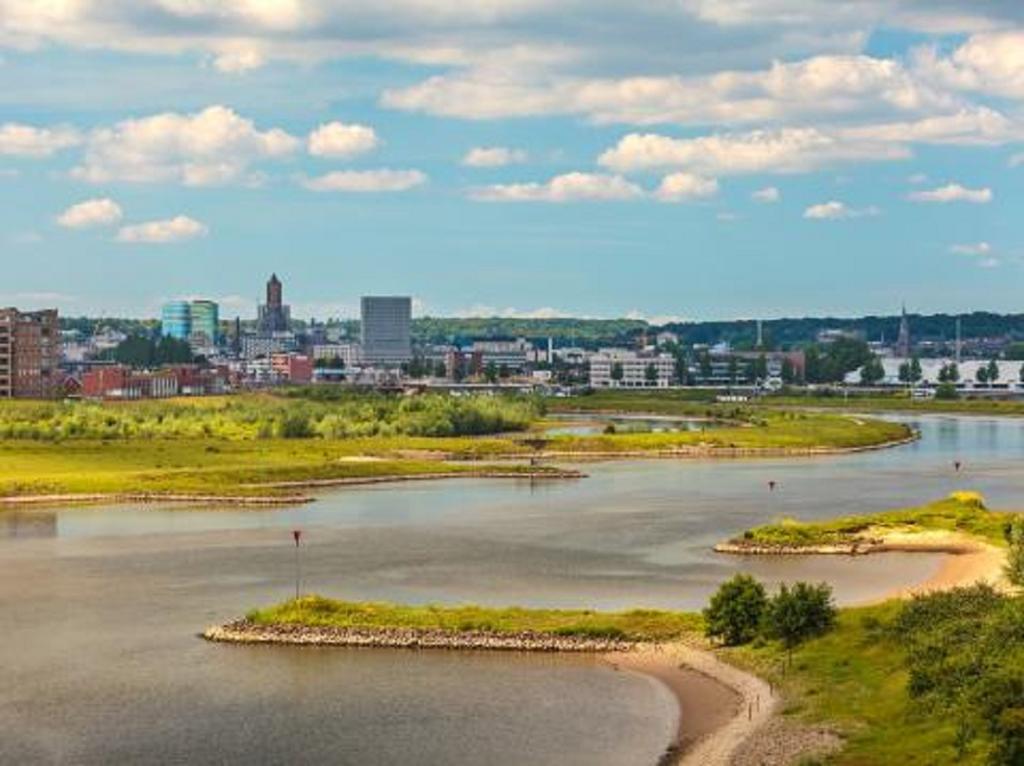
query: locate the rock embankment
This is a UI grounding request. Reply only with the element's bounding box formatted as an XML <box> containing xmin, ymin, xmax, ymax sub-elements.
<box><xmin>0</xmin><ymin>492</ymin><xmax>310</xmax><ymax>508</ymax></box>
<box><xmin>714</xmin><ymin>539</ymin><xmax>885</xmax><ymax>556</ymax></box>
<box><xmin>203</xmin><ymin>621</ymin><xmax>634</xmax><ymax>653</ymax></box>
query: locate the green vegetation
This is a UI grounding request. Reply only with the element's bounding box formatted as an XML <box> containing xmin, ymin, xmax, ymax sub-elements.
<box><xmin>106</xmin><ymin>335</ymin><xmax>194</xmax><ymax>367</ymax></box>
<box><xmin>764</xmin><ymin>581</ymin><xmax>836</xmax><ymax>658</ymax></box>
<box><xmin>730</xmin><ymin>587</ymin><xmax>1024</xmax><ymax>765</ymax></box>
<box><xmin>704</xmin><ymin>575</ymin><xmax>836</xmax><ymax>656</ymax></box>
<box><xmin>1005</xmin><ymin>517</ymin><xmax>1024</xmax><ymax>586</ymax></box>
<box><xmin>0</xmin><ymin>392</ymin><xmax>541</xmax><ymax>441</ymax></box>
<box><xmin>703</xmin><ymin>574</ymin><xmax>768</xmax><ymax>646</ymax></box>
<box><xmin>732</xmin><ymin>493</ymin><xmax>1011</xmax><ymax>549</ymax></box>
<box><xmin>246</xmin><ymin>595</ymin><xmax>702</xmax><ymax>641</ymax></box>
<box><xmin>0</xmin><ymin>390</ymin><xmax>915</xmax><ymax>500</ymax></box>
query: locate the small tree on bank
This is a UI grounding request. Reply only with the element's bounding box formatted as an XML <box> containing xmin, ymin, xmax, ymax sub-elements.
<box><xmin>703</xmin><ymin>574</ymin><xmax>768</xmax><ymax>646</ymax></box>
<box><xmin>1004</xmin><ymin>516</ymin><xmax>1024</xmax><ymax>588</ymax></box>
<box><xmin>765</xmin><ymin>581</ymin><xmax>837</xmax><ymax>663</ymax></box>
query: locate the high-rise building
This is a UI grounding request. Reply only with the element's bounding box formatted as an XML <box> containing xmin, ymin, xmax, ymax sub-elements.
<box><xmin>896</xmin><ymin>304</ymin><xmax>911</xmax><ymax>359</ymax></box>
<box><xmin>0</xmin><ymin>308</ymin><xmax>60</xmax><ymax>399</ymax></box>
<box><xmin>360</xmin><ymin>296</ymin><xmax>412</xmax><ymax>366</ymax></box>
<box><xmin>161</xmin><ymin>301</ymin><xmax>191</xmax><ymax>341</ymax></box>
<box><xmin>257</xmin><ymin>273</ymin><xmax>291</xmax><ymax>333</ymax></box>
<box><xmin>189</xmin><ymin>300</ymin><xmax>219</xmax><ymax>347</ymax></box>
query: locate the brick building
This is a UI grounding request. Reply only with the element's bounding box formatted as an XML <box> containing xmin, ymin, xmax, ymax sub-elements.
<box><xmin>0</xmin><ymin>308</ymin><xmax>60</xmax><ymax>399</ymax></box>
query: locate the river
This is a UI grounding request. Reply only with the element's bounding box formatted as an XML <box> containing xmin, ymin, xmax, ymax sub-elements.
<box><xmin>1</xmin><ymin>414</ymin><xmax>1022</xmax><ymax>764</ymax></box>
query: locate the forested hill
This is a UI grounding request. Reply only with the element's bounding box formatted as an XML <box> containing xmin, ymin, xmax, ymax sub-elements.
<box><xmin>59</xmin><ymin>312</ymin><xmax>1024</xmax><ymax>350</ymax></box>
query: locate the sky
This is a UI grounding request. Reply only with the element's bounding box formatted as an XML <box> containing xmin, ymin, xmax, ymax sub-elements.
<box><xmin>0</xmin><ymin>1</ymin><xmax>1022</xmax><ymax>322</ymax></box>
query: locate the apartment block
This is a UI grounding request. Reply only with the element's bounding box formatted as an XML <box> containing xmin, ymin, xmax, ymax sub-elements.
<box><xmin>0</xmin><ymin>308</ymin><xmax>60</xmax><ymax>399</ymax></box>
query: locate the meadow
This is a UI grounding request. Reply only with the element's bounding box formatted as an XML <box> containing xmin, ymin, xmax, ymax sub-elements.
<box><xmin>0</xmin><ymin>390</ymin><xmax>912</xmax><ymax>500</ymax></box>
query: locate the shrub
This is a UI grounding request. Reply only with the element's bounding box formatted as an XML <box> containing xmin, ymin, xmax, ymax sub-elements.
<box><xmin>703</xmin><ymin>574</ymin><xmax>768</xmax><ymax>646</ymax></box>
<box><xmin>765</xmin><ymin>581</ymin><xmax>836</xmax><ymax>657</ymax></box>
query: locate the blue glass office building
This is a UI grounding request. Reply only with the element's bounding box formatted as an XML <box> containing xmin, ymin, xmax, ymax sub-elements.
<box><xmin>161</xmin><ymin>301</ymin><xmax>191</xmax><ymax>340</ymax></box>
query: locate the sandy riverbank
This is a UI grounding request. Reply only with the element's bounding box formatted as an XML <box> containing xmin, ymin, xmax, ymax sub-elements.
<box><xmin>716</xmin><ymin>528</ymin><xmax>1007</xmax><ymax>598</ymax></box>
<box><xmin>608</xmin><ymin>643</ymin><xmax>773</xmax><ymax>765</ymax></box>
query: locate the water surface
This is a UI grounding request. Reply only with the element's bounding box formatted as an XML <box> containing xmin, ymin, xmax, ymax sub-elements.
<box><xmin>2</xmin><ymin>414</ymin><xmax>1022</xmax><ymax>764</ymax></box>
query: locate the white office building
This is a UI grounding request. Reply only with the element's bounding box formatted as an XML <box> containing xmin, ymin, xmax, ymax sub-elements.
<box><xmin>589</xmin><ymin>350</ymin><xmax>675</xmax><ymax>388</ymax></box>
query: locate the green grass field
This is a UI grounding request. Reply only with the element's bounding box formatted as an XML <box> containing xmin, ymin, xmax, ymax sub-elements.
<box><xmin>727</xmin><ymin>601</ymin><xmax>985</xmax><ymax>765</ymax></box>
<box><xmin>246</xmin><ymin>595</ymin><xmax>702</xmax><ymax>641</ymax></box>
<box><xmin>0</xmin><ymin>392</ymin><xmax>913</xmax><ymax>500</ymax></box>
<box><xmin>730</xmin><ymin>492</ymin><xmax>1012</xmax><ymax>549</ymax></box>
<box><xmin>0</xmin><ymin>438</ymin><xmax>550</xmax><ymax>498</ymax></box>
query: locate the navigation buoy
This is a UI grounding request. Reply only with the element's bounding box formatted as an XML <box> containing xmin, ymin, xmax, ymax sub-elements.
<box><xmin>768</xmin><ymin>480</ymin><xmax>777</xmax><ymax>491</ymax></box>
<box><xmin>954</xmin><ymin>461</ymin><xmax>962</xmax><ymax>472</ymax></box>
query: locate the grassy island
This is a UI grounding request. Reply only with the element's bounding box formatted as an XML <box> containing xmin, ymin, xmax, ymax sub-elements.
<box><xmin>718</xmin><ymin>492</ymin><xmax>1012</xmax><ymax>553</ymax></box>
<box><xmin>0</xmin><ymin>390</ymin><xmax>912</xmax><ymax>503</ymax></box>
<box><xmin>243</xmin><ymin>595</ymin><xmax>701</xmax><ymax>641</ymax></box>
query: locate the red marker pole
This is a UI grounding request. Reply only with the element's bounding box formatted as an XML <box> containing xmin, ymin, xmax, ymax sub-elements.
<box><xmin>292</xmin><ymin>530</ymin><xmax>302</xmax><ymax>601</ymax></box>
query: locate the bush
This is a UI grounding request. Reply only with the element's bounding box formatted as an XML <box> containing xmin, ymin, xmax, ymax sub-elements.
<box><xmin>765</xmin><ymin>581</ymin><xmax>836</xmax><ymax>655</ymax></box>
<box><xmin>703</xmin><ymin>574</ymin><xmax>768</xmax><ymax>646</ymax></box>
<box><xmin>1005</xmin><ymin>516</ymin><xmax>1024</xmax><ymax>588</ymax></box>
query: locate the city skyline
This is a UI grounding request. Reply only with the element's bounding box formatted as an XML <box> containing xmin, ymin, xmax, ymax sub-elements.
<box><xmin>2</xmin><ymin>4</ymin><xmax>1023</xmax><ymax>320</ymax></box>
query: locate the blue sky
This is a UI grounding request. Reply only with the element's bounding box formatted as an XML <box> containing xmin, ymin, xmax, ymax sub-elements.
<box><xmin>0</xmin><ymin>1</ymin><xmax>1022</xmax><ymax>322</ymax></box>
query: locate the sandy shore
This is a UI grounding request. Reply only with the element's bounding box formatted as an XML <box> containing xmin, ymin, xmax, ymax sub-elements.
<box><xmin>608</xmin><ymin>643</ymin><xmax>776</xmax><ymax>766</ymax></box>
<box><xmin>866</xmin><ymin>530</ymin><xmax>1006</xmax><ymax>601</ymax></box>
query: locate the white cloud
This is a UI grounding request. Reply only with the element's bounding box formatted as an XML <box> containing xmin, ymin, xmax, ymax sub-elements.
<box><xmin>907</xmin><ymin>182</ymin><xmax>992</xmax><ymax>203</ymax></box>
<box><xmin>455</xmin><ymin>305</ymin><xmax>577</xmax><ymax>319</ymax></box>
<box><xmin>654</xmin><ymin>172</ymin><xmax>719</xmax><ymax>202</ymax></box>
<box><xmin>307</xmin><ymin>121</ymin><xmax>380</xmax><ymax>158</ymax></box>
<box><xmin>302</xmin><ymin>169</ymin><xmax>427</xmax><ymax>192</ymax></box>
<box><xmin>907</xmin><ymin>172</ymin><xmax>928</xmax><ymax>183</ymax></box>
<box><xmin>949</xmin><ymin>242</ymin><xmax>991</xmax><ymax>256</ymax></box>
<box><xmin>470</xmin><ymin>172</ymin><xmax>644</xmax><ymax>202</ymax></box>
<box><xmin>461</xmin><ymin>146</ymin><xmax>528</xmax><ymax>167</ymax></box>
<box><xmin>948</xmin><ymin>241</ymin><xmax>999</xmax><ymax>268</ymax></box>
<box><xmin>803</xmin><ymin>200</ymin><xmax>880</xmax><ymax>219</ymax></box>
<box><xmin>0</xmin><ymin>123</ymin><xmax>80</xmax><ymax>157</ymax></box>
<box><xmin>1010</xmin><ymin>153</ymin><xmax>1024</xmax><ymax>168</ymax></box>
<box><xmin>56</xmin><ymin>198</ymin><xmax>123</xmax><ymax>229</ymax></box>
<box><xmin>598</xmin><ymin>128</ymin><xmax>907</xmax><ymax>175</ymax></box>
<box><xmin>385</xmin><ymin>53</ymin><xmax>955</xmax><ymax>127</ymax></box>
<box><xmin>752</xmin><ymin>186</ymin><xmax>780</xmax><ymax>203</ymax></box>
<box><xmin>72</xmin><ymin>106</ymin><xmax>299</xmax><ymax>186</ymax></box>
<box><xmin>212</xmin><ymin>49</ymin><xmax>265</xmax><ymax>74</ymax></box>
<box><xmin>915</xmin><ymin>31</ymin><xmax>1024</xmax><ymax>100</ymax></box>
<box><xmin>115</xmin><ymin>216</ymin><xmax>208</xmax><ymax>244</ymax></box>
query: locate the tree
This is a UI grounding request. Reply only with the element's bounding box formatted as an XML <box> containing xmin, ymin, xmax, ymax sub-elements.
<box><xmin>1004</xmin><ymin>516</ymin><xmax>1024</xmax><ymax>587</ymax></box>
<box><xmin>727</xmin><ymin>356</ymin><xmax>739</xmax><ymax>385</ymax></box>
<box><xmin>703</xmin><ymin>574</ymin><xmax>768</xmax><ymax>646</ymax></box>
<box><xmin>765</xmin><ymin>582</ymin><xmax>836</xmax><ymax>661</ymax></box>
<box><xmin>935</xmin><ymin>382</ymin><xmax>959</xmax><ymax>400</ymax></box>
<box><xmin>938</xmin><ymin>362</ymin><xmax>959</xmax><ymax>383</ymax></box>
<box><xmin>909</xmin><ymin>356</ymin><xmax>923</xmax><ymax>383</ymax></box>
<box><xmin>644</xmin><ymin>363</ymin><xmax>658</xmax><ymax>385</ymax></box>
<box><xmin>977</xmin><ymin>365</ymin><xmax>991</xmax><ymax>386</ymax></box>
<box><xmin>860</xmin><ymin>355</ymin><xmax>885</xmax><ymax>385</ymax></box>
<box><xmin>610</xmin><ymin>362</ymin><xmax>624</xmax><ymax>385</ymax></box>
<box><xmin>699</xmin><ymin>352</ymin><xmax>713</xmax><ymax>381</ymax></box>
<box><xmin>484</xmin><ymin>361</ymin><xmax>499</xmax><ymax>383</ymax></box>
<box><xmin>752</xmin><ymin>354</ymin><xmax>768</xmax><ymax>382</ymax></box>
<box><xmin>781</xmin><ymin>358</ymin><xmax>798</xmax><ymax>385</ymax></box>
<box><xmin>987</xmin><ymin>358</ymin><xmax>1000</xmax><ymax>385</ymax></box>
<box><xmin>433</xmin><ymin>360</ymin><xmax>447</xmax><ymax>378</ymax></box>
